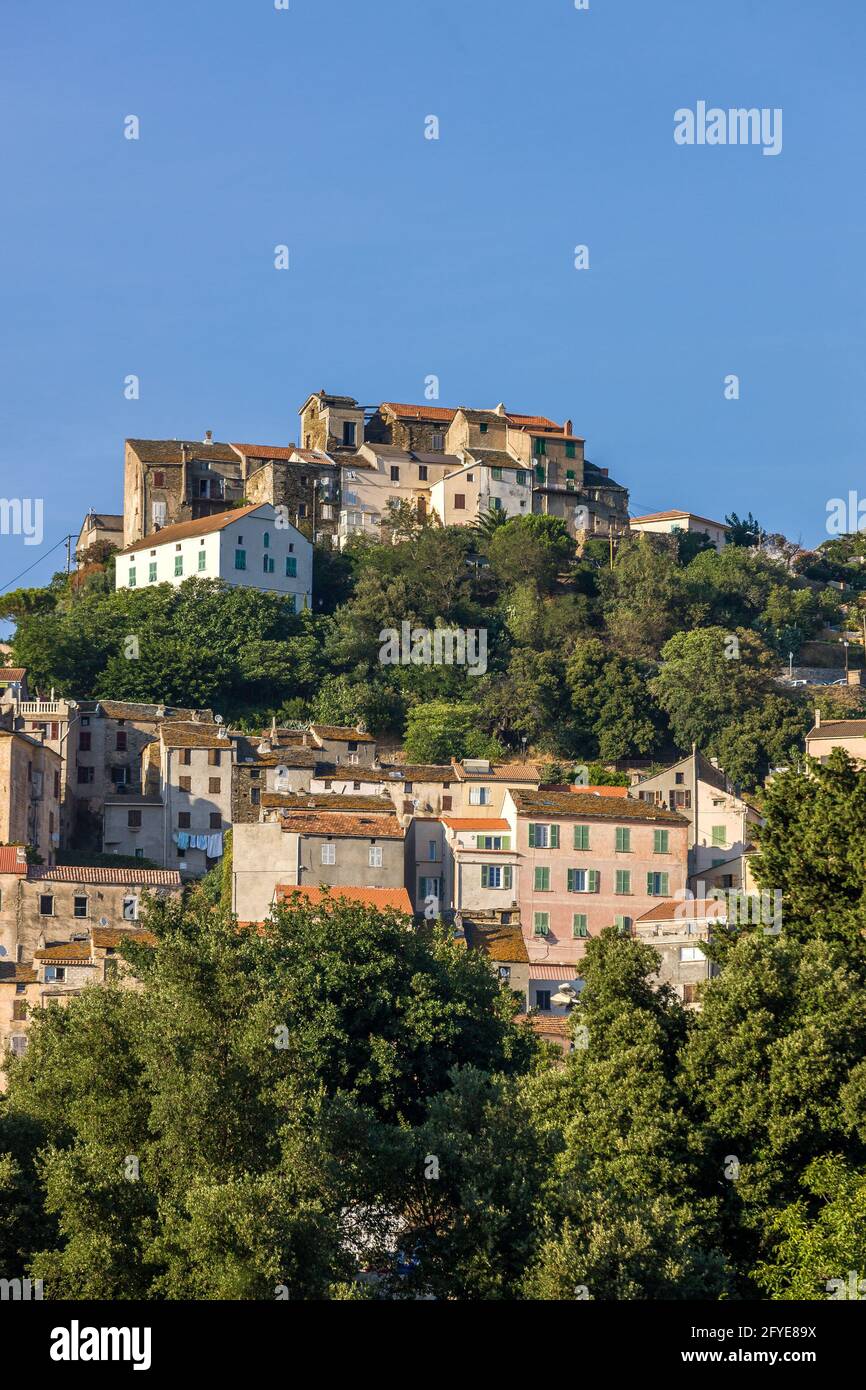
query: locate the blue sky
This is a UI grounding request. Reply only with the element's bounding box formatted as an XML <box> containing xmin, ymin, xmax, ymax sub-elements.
<box><xmin>2</xmin><ymin>0</ymin><xmax>865</xmax><ymax>596</ymax></box>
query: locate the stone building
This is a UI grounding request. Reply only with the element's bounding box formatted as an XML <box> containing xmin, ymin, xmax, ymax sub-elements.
<box><xmin>230</xmin><ymin>443</ymin><xmax>339</xmax><ymax>546</ymax></box>
<box><xmin>75</xmin><ymin>510</ymin><xmax>123</xmax><ymax>561</ymax></box>
<box><xmin>635</xmin><ymin>897</ymin><xmax>725</xmax><ymax>1007</ymax></box>
<box><xmin>0</xmin><ymin>729</ymin><xmax>62</xmax><ymax>863</ymax></box>
<box><xmin>298</xmin><ymin>392</ymin><xmax>366</xmax><ymax>455</ymax></box>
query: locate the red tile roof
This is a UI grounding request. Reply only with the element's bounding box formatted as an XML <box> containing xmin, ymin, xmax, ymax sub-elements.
<box><xmin>441</xmin><ymin>818</ymin><xmax>511</xmax><ymax>831</ymax></box>
<box><xmin>274</xmin><ymin>884</ymin><xmax>413</xmax><ymax>914</ymax></box>
<box><xmin>511</xmin><ymin>789</ymin><xmax>688</xmax><ymax>824</ymax></box>
<box><xmin>636</xmin><ymin>898</ymin><xmax>729</xmax><ymax>924</ymax></box>
<box><xmin>0</xmin><ymin>846</ymin><xmax>28</xmax><ymax>875</ymax></box>
<box><xmin>91</xmin><ymin>927</ymin><xmax>157</xmax><ymax>948</ymax></box>
<box><xmin>27</xmin><ymin>866</ymin><xmax>182</xmax><ymax>886</ymax></box>
<box><xmin>118</xmin><ymin>503</ymin><xmax>272</xmax><ymax>556</ymax></box>
<box><xmin>34</xmin><ymin>943</ymin><xmax>93</xmax><ymax>963</ymax></box>
<box><xmin>1</xmin><ymin>667</ymin><xmax>26</xmax><ymax>682</ymax></box>
<box><xmin>452</xmin><ymin>760</ymin><xmax>542</xmax><ymax>782</ymax></box>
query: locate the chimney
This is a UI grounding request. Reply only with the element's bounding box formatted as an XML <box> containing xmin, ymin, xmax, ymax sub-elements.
<box><xmin>815</xmin><ymin>707</ymin><xmax>821</xmax><ymax>729</ymax></box>
<box><xmin>203</xmin><ymin>430</ymin><xmax>213</xmax><ymax>445</ymax></box>
<box><xmin>494</xmin><ymin>403</ymin><xmax>507</xmax><ymax>415</ymax></box>
<box><xmin>565</xmin><ymin>419</ymin><xmax>573</xmax><ymax>436</ymax></box>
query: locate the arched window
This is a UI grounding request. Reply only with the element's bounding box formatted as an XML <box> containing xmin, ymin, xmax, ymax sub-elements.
<box><xmin>263</xmin><ymin>531</ymin><xmax>270</xmax><ymax>548</ymax></box>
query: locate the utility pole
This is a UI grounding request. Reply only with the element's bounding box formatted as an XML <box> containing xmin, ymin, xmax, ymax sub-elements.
<box><xmin>65</xmin><ymin>534</ymin><xmax>72</xmax><ymax>577</ymax></box>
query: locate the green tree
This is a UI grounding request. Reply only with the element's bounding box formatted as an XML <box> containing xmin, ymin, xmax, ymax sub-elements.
<box><xmin>487</xmin><ymin>515</ymin><xmax>574</xmax><ymax>596</ymax></box>
<box><xmin>650</xmin><ymin>626</ymin><xmax>777</xmax><ymax>753</ymax></box>
<box><xmin>403</xmin><ymin>701</ymin><xmax>503</xmax><ymax>763</ymax></box>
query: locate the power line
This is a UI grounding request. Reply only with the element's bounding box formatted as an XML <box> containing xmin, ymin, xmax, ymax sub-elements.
<box><xmin>0</xmin><ymin>534</ymin><xmax>72</xmax><ymax>596</ymax></box>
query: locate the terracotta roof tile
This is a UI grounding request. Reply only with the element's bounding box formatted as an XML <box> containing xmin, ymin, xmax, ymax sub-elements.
<box><xmin>27</xmin><ymin>866</ymin><xmax>181</xmax><ymax>886</ymax></box>
<box><xmin>1</xmin><ymin>667</ymin><xmax>26</xmax><ymax>682</ymax></box>
<box><xmin>0</xmin><ymin>963</ymin><xmax>37</xmax><ymax>984</ymax></box>
<box><xmin>309</xmin><ymin>724</ymin><xmax>376</xmax><ymax>743</ymax></box>
<box><xmin>161</xmin><ymin>723</ymin><xmax>235</xmax><ymax>749</ymax></box>
<box><xmin>119</xmin><ymin>503</ymin><xmax>274</xmax><ymax>556</ymax></box>
<box><xmin>636</xmin><ymin>898</ymin><xmax>729</xmax><ymax>924</ymax></box>
<box><xmin>0</xmin><ymin>846</ymin><xmax>28</xmax><ymax>875</ymax></box>
<box><xmin>463</xmin><ymin>919</ymin><xmax>529</xmax><ymax>963</ymax></box>
<box><xmin>511</xmin><ymin>789</ymin><xmax>688</xmax><ymax>824</ymax></box>
<box><xmin>277</xmin><ymin>811</ymin><xmax>404</xmax><ymax>839</ymax></box>
<box><xmin>262</xmin><ymin>792</ymin><xmax>393</xmax><ymax>812</ymax></box>
<box><xmin>34</xmin><ymin>942</ymin><xmax>93</xmax><ymax>963</ymax></box>
<box><xmin>807</xmin><ymin>720</ymin><xmax>866</xmax><ymax>739</ymax></box>
<box><xmin>442</xmin><ymin>818</ymin><xmax>511</xmax><ymax>831</ymax></box>
<box><xmin>91</xmin><ymin>927</ymin><xmax>157</xmax><ymax>948</ymax></box>
<box><xmin>452</xmin><ymin>760</ymin><xmax>541</xmax><ymax>782</ymax></box>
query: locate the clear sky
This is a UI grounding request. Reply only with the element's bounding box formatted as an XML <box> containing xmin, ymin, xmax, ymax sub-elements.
<box><xmin>2</xmin><ymin>0</ymin><xmax>865</xmax><ymax>596</ymax></box>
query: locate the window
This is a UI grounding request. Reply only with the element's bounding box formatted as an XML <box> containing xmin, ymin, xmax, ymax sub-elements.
<box><xmin>13</xmin><ymin>1001</ymin><xmax>27</xmax><ymax>1021</ymax></box>
<box><xmin>711</xmin><ymin>825</ymin><xmax>727</xmax><ymax>847</ymax></box>
<box><xmin>152</xmin><ymin>501</ymin><xmax>167</xmax><ymax>528</ymax></box>
<box><xmin>479</xmin><ymin>422</ymin><xmax>489</xmax><ymax>434</ymax></box>
<box><xmin>428</xmin><ymin>840</ymin><xmax>438</xmax><ymax>860</ymax></box>
<box><xmin>646</xmin><ymin>872</ymin><xmax>669</xmax><ymax>897</ymax></box>
<box><xmin>73</xmin><ymin>896</ymin><xmax>88</xmax><ymax>918</ymax></box>
<box><xmin>179</xmin><ymin>749</ymin><xmax>191</xmax><ymax>765</ymax></box>
<box><xmin>263</xmin><ymin>555</ymin><xmax>275</xmax><ymax>574</ymax></box>
<box><xmin>123</xmin><ymin>897</ymin><xmax>138</xmax><ymax>921</ymax></box>
<box><xmin>431</xmin><ymin>432</ymin><xmax>444</xmax><ymax>450</ymax></box>
<box><xmin>567</xmin><ymin>868</ymin><xmax>600</xmax><ymax>893</ymax></box>
<box><xmin>534</xmin><ymin>866</ymin><xmax>551</xmax><ymax>892</ymax></box>
<box><xmin>287</xmin><ymin>595</ymin><xmax>297</xmax><ymax>614</ymax></box>
<box><xmin>45</xmin><ymin>966</ymin><xmax>66</xmax><ymax>983</ymax></box>
<box><xmin>209</xmin><ymin>777</ymin><xmax>221</xmax><ymax>793</ymax></box>
<box><xmin>566</xmin><ymin>441</ymin><xmax>576</xmax><ymax>459</ymax></box>
<box><xmin>297</xmin><ymin>503</ymin><xmax>308</xmax><ymax>518</ymax></box>
<box><xmin>369</xmin><ymin>846</ymin><xmax>383</xmax><ymax>867</ymax></box>
<box><xmin>198</xmin><ymin>550</ymin><xmax>206</xmax><ymax>571</ymax></box>
<box><xmin>533</xmin><ymin>912</ymin><xmax>550</xmax><ymax>936</ymax></box>
<box><xmin>178</xmin><ymin>812</ymin><xmax>191</xmax><ymax>829</ymax></box>
<box><xmin>39</xmin><ymin>895</ymin><xmax>54</xmax><ymax>916</ymax></box>
<box><xmin>285</xmin><ymin>556</ymin><xmax>297</xmax><ymax>577</ymax></box>
<box><xmin>111</xmin><ymin>766</ymin><xmax>128</xmax><ymax>786</ymax></box>
<box><xmin>614</xmin><ymin>915</ymin><xmax>632</xmax><ymax>935</ymax></box>
<box><xmin>454</xmin><ymin>493</ymin><xmax>466</xmax><ymax>510</ymax></box>
<box><xmin>128</xmin><ymin>809</ymin><xmax>142</xmax><ymax>828</ymax></box>
<box><xmin>528</xmin><ymin>823</ymin><xmax>559</xmax><ymax>848</ymax></box>
<box><xmin>680</xmin><ymin>945</ymin><xmax>704</xmax><ymax>962</ymax></box>
<box><xmin>321</xmin><ymin>843</ymin><xmax>336</xmax><ymax>865</ymax></box>
<box><xmin>390</xmin><ymin>466</ymin><xmax>400</xmax><ymax>482</ymax></box>
<box><xmin>10</xmin><ymin>1035</ymin><xmax>27</xmax><ymax>1056</ymax></box>
<box><xmin>149</xmin><ymin>562</ymin><xmax>157</xmax><ymax>582</ymax></box>
<box><xmin>418</xmin><ymin>464</ymin><xmax>428</xmax><ymax>481</ymax></box>
<box><xmin>533</xmin><ymin>438</ymin><xmax>547</xmax><ymax>456</ymax></box>
<box><xmin>491</xmin><ymin>497</ymin><xmax>502</xmax><ymax>511</ymax></box>
<box><xmin>116</xmin><ymin>731</ymin><xmax>127</xmax><ymax>751</ymax></box>
<box><xmin>572</xmin><ymin>913</ymin><xmax>588</xmax><ymax>938</ymax></box>
<box><xmin>675</xmin><ymin>772</ymin><xmax>685</xmax><ymax>785</ymax></box>
<box><xmin>442</xmin><ymin>795</ymin><xmax>452</xmax><ymax>811</ymax></box>
<box><xmin>263</xmin><ymin>531</ymin><xmax>270</xmax><ymax>548</ymax></box>
<box><xmin>670</xmin><ymin>790</ymin><xmax>691</xmax><ymax>810</ymax></box>
<box><xmin>482</xmin><ymin>864</ymin><xmax>512</xmax><ymax>890</ymax></box>
<box><xmin>153</xmin><ymin>470</ymin><xmax>165</xmax><ymax>487</ymax></box>
<box><xmin>343</xmin><ymin>421</ymin><xmax>357</xmax><ymax>446</ymax></box>
<box><xmin>209</xmin><ymin>813</ymin><xmax>221</xmax><ymax>830</ymax></box>
<box><xmin>179</xmin><ymin>776</ymin><xmax>191</xmax><ymax>792</ymax></box>
<box><xmin>615</xmin><ymin>869</ymin><xmax>631</xmax><ymax>894</ymax></box>
<box><xmin>208</xmin><ymin>750</ymin><xmax>221</xmax><ymax>766</ymax></box>
<box><xmin>573</xmin><ymin>825</ymin><xmax>590</xmax><ymax>851</ymax></box>
<box><xmin>79</xmin><ymin>731</ymin><xmax>91</xmax><ymax>751</ymax></box>
<box><xmin>476</xmin><ymin>834</ymin><xmax>510</xmax><ymax>850</ymax></box>
<box><xmin>683</xmin><ymin>984</ymin><xmax>700</xmax><ymax>1005</ymax></box>
<box><xmin>128</xmin><ymin>567</ymin><xmax>137</xmax><ymax>587</ymax></box>
<box><xmin>615</xmin><ymin>827</ymin><xmax>631</xmax><ymax>853</ymax></box>
<box><xmin>654</xmin><ymin>830</ymin><xmax>670</xmax><ymax>854</ymax></box>
<box><xmin>516</xmin><ymin>470</ymin><xmax>528</xmax><ymax>486</ymax></box>
<box><xmin>251</xmin><ymin>788</ymin><xmax>260</xmax><ymax>806</ymax></box>
<box><xmin>491</xmin><ymin>466</ymin><xmax>503</xmax><ymax>481</ymax></box>
<box><xmin>468</xmin><ymin>786</ymin><xmax>490</xmax><ymax>806</ymax></box>
<box><xmin>534</xmin><ymin>990</ymin><xmax>551</xmax><ymax>1012</ymax></box>
<box><xmin>134</xmin><ymin>848</ymin><xmax>144</xmax><ymax>859</ymax></box>
<box><xmin>235</xmin><ymin>548</ymin><xmax>246</xmax><ymax>570</ymax></box>
<box><xmin>174</xmin><ymin>555</ymin><xmax>183</xmax><ymax>577</ymax></box>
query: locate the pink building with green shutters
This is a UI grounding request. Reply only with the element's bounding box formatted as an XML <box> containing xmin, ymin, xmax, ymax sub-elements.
<box><xmin>503</xmin><ymin>788</ymin><xmax>689</xmax><ymax>965</ymax></box>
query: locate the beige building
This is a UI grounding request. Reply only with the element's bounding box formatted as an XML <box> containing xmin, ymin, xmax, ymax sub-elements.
<box><xmin>232</xmin><ymin>797</ymin><xmax>406</xmax><ymax>924</ymax></box>
<box><xmin>629</xmin><ymin>510</ymin><xmax>727</xmax><ymax>551</ymax></box>
<box><xmin>449</xmin><ymin>758</ymin><xmax>543</xmax><ymax>818</ymax></box>
<box><xmin>0</xmin><ymin>729</ymin><xmax>62</xmax><ymax>863</ymax></box>
<box><xmin>805</xmin><ymin>711</ymin><xmax>866</xmax><ymax>765</ymax></box>
<box><xmin>631</xmin><ymin>752</ymin><xmax>761</xmax><ymax>884</ymax></box>
<box><xmin>75</xmin><ymin>510</ymin><xmax>123</xmax><ymax>560</ymax></box>
<box><xmin>635</xmin><ymin>898</ymin><xmax>726</xmax><ymax>1007</ymax></box>
<box><xmin>1</xmin><ymin>693</ymin><xmax>79</xmax><ymax>847</ymax></box>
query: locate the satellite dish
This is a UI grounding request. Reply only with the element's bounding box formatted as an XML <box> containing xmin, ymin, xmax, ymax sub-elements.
<box><xmin>214</xmin><ymin>714</ymin><xmax>224</xmax><ymax>725</ymax></box>
<box><xmin>99</xmin><ymin>917</ymin><xmax>109</xmax><ymax>927</ymax></box>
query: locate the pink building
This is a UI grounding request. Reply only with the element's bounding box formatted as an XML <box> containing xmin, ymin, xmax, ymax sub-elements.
<box><xmin>504</xmin><ymin>789</ymin><xmax>689</xmax><ymax>965</ymax></box>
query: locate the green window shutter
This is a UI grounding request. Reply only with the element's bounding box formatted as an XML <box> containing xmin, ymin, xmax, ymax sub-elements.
<box><xmin>616</xmin><ymin>869</ymin><xmax>630</xmax><ymax>894</ymax></box>
<box><xmin>503</xmin><ymin>865</ymin><xmax>512</xmax><ymax>890</ymax></box>
<box><xmin>588</xmin><ymin>869</ymin><xmax>600</xmax><ymax>893</ymax></box>
<box><xmin>501</xmin><ymin>835</ymin><xmax>511</xmax><ymax>850</ymax></box>
<box><xmin>647</xmin><ymin>872</ymin><xmax>654</xmax><ymax>895</ymax></box>
<box><xmin>148</xmin><ymin>562</ymin><xmax>156</xmax><ymax>582</ymax></box>
<box><xmin>174</xmin><ymin>556</ymin><xmax>183</xmax><ymax>576</ymax></box>
<box><xmin>711</xmin><ymin>825</ymin><xmax>726</xmax><ymax>847</ymax></box>
<box><xmin>534</xmin><ymin>866</ymin><xmax>549</xmax><ymax>892</ymax></box>
<box><xmin>550</xmin><ymin>823</ymin><xmax>560</xmax><ymax>849</ymax></box>
<box><xmin>129</xmin><ymin>568</ymin><xmax>136</xmax><ymax>587</ymax></box>
<box><xmin>615</xmin><ymin>827</ymin><xmax>631</xmax><ymax>852</ymax></box>
<box><xmin>659</xmin><ymin>873</ymin><xmax>669</xmax><ymax>897</ymax></box>
<box><xmin>566</xmin><ymin>442</ymin><xmax>576</xmax><ymax>459</ymax></box>
<box><xmin>491</xmin><ymin>467</ymin><xmax>502</xmax><ymax>481</ymax></box>
<box><xmin>481</xmin><ymin>865</ymin><xmax>490</xmax><ymax>888</ymax></box>
<box><xmin>572</xmin><ymin>913</ymin><xmax>588</xmax><ymax>938</ymax></box>
<box><xmin>534</xmin><ymin>912</ymin><xmax>549</xmax><ymax>936</ymax></box>
<box><xmin>654</xmin><ymin>829</ymin><xmax>669</xmax><ymax>854</ymax></box>
<box><xmin>235</xmin><ymin>548</ymin><xmax>246</xmax><ymax>570</ymax></box>
<box><xmin>573</xmin><ymin>825</ymin><xmax>589</xmax><ymax>851</ymax></box>
<box><xmin>567</xmin><ymin>868</ymin><xmax>575</xmax><ymax>893</ymax></box>
<box><xmin>614</xmin><ymin>915</ymin><xmax>631</xmax><ymax>935</ymax></box>
<box><xmin>286</xmin><ymin>557</ymin><xmax>297</xmax><ymax>577</ymax></box>
<box><xmin>528</xmin><ymin>823</ymin><xmax>537</xmax><ymax>848</ymax></box>
<box><xmin>198</xmin><ymin>549</ymin><xmax>206</xmax><ymax>571</ymax></box>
